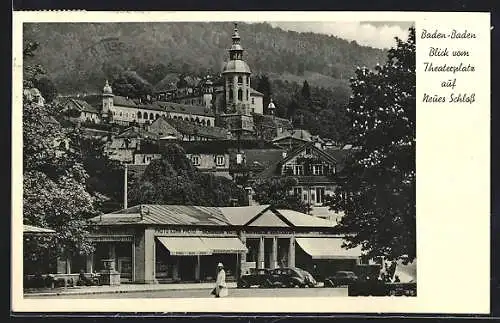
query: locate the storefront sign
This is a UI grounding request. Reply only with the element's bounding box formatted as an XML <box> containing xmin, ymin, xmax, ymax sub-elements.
<box><xmin>154</xmin><ymin>228</ymin><xmax>237</xmax><ymax>236</ymax></box>
<box><xmin>87</xmin><ymin>235</ymin><xmax>134</xmax><ymax>242</ymax></box>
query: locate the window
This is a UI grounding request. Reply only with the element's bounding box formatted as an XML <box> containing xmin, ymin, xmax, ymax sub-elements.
<box><xmin>119</xmin><ymin>112</ymin><xmax>122</xmax><ymax>116</ymax></box>
<box><xmin>251</xmin><ymin>98</ymin><xmax>255</xmax><ymax>104</ymax></box>
<box><xmin>137</xmin><ymin>111</ymin><xmax>142</xmax><ymax>119</ymax></box>
<box><xmin>150</xmin><ymin>113</ymin><xmax>154</xmax><ymax>120</ymax></box>
<box><xmin>303</xmin><ymin>193</ymin><xmax>308</xmax><ymax>201</ymax></box>
<box><xmin>305</xmin><ymin>147</ymin><xmax>312</xmax><ymax>155</ymax></box>
<box><xmin>293</xmin><ymin>187</ymin><xmax>303</xmax><ymax>197</ymax></box>
<box><xmin>247</xmin><ymin>76</ymin><xmax>250</xmax><ymax>84</ymax></box>
<box><xmin>216</xmin><ymin>155</ymin><xmax>225</xmax><ymax>166</ymax></box>
<box><xmin>207</xmin><ymin>120</ymin><xmax>211</xmax><ymax>126</ymax></box>
<box><xmin>293</xmin><ymin>165</ymin><xmax>304</xmax><ymax>175</ymax></box>
<box><xmin>238</xmin><ymin>76</ymin><xmax>243</xmax><ymax>84</ymax></box>
<box><xmin>238</xmin><ymin>89</ymin><xmax>243</xmax><ymax>101</ymax></box>
<box><xmin>312</xmin><ymin>165</ymin><xmax>324</xmax><ymax>175</ymax></box>
<box><xmin>246</xmin><ymin>90</ymin><xmax>249</xmax><ymax>100</ymax></box>
<box><xmin>156</xmin><ymin>114</ymin><xmax>160</xmax><ymax>119</ymax></box>
<box><xmin>191</xmin><ymin>155</ymin><xmax>200</xmax><ymax>166</ymax></box>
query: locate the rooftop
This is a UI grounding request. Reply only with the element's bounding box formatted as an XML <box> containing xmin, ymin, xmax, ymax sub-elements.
<box><xmin>90</xmin><ymin>204</ymin><xmax>337</xmax><ymax>229</ymax></box>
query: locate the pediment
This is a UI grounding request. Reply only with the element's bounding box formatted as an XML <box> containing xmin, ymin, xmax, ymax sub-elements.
<box><xmin>245</xmin><ymin>209</ymin><xmax>291</xmax><ymax>228</ymax></box>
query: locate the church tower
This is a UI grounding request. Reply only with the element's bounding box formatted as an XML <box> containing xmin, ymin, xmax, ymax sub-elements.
<box><xmin>102</xmin><ymin>80</ymin><xmax>114</xmax><ymax>119</ymax></box>
<box><xmin>222</xmin><ymin>23</ymin><xmax>252</xmax><ymax>115</ymax></box>
<box><xmin>220</xmin><ymin>23</ymin><xmax>254</xmax><ymax>133</ymax></box>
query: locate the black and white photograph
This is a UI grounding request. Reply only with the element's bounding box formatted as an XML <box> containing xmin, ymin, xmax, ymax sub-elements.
<box><xmin>12</xmin><ymin>11</ymin><xmax>491</xmax><ymax>314</ymax></box>
<box><xmin>20</xmin><ymin>19</ymin><xmax>416</xmax><ymax>300</ymax></box>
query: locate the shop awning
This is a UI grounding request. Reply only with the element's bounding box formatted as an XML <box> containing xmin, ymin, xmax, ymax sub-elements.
<box><xmin>200</xmin><ymin>237</ymin><xmax>248</xmax><ymax>254</ymax></box>
<box><xmin>157</xmin><ymin>237</ymin><xmax>212</xmax><ymax>256</ymax></box>
<box><xmin>295</xmin><ymin>237</ymin><xmax>362</xmax><ymax>260</ymax></box>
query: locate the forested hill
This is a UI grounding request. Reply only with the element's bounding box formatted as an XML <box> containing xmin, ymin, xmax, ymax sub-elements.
<box><xmin>23</xmin><ymin>22</ymin><xmax>387</xmax><ymax>95</ymax></box>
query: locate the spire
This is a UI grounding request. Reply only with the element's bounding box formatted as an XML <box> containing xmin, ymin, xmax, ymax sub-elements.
<box><xmin>229</xmin><ymin>22</ymin><xmax>244</xmax><ymax>60</ymax></box>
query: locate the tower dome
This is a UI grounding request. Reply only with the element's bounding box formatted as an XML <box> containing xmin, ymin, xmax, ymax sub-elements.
<box><xmin>222</xmin><ymin>23</ymin><xmax>251</xmax><ymax>75</ymax></box>
<box><xmin>103</xmin><ymin>80</ymin><xmax>113</xmax><ymax>96</ymax></box>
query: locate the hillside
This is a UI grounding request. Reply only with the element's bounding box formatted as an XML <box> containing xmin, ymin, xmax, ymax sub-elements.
<box><xmin>23</xmin><ymin>22</ymin><xmax>388</xmax><ymax>95</ymax></box>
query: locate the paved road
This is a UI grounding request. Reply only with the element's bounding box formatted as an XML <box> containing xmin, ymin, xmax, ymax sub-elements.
<box><xmin>26</xmin><ymin>287</ymin><xmax>348</xmax><ymax>299</ymax></box>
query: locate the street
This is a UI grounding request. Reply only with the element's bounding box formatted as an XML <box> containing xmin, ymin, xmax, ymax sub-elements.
<box><xmin>25</xmin><ymin>286</ymin><xmax>348</xmax><ymax>299</ymax></box>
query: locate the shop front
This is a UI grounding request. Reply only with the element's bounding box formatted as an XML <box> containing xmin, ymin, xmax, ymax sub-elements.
<box><xmin>154</xmin><ymin>236</ymin><xmax>246</xmax><ymax>282</ymax></box>
<box><xmin>88</xmin><ymin>204</ymin><xmax>363</xmax><ymax>284</ymax></box>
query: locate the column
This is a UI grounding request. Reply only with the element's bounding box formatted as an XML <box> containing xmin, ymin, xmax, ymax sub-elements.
<box><xmin>66</xmin><ymin>257</ymin><xmax>72</xmax><ymax>274</ymax></box>
<box><xmin>109</xmin><ymin>243</ymin><xmax>116</xmax><ymax>271</ymax></box>
<box><xmin>257</xmin><ymin>236</ymin><xmax>265</xmax><ymax>269</ymax></box>
<box><xmin>195</xmin><ymin>255</ymin><xmax>201</xmax><ymax>281</ymax></box>
<box><xmin>172</xmin><ymin>258</ymin><xmax>180</xmax><ymax>281</ymax></box>
<box><xmin>131</xmin><ymin>241</ymin><xmax>136</xmax><ymax>282</ymax></box>
<box><xmin>235</xmin><ymin>253</ymin><xmax>241</xmax><ymax>280</ymax></box>
<box><xmin>271</xmin><ymin>237</ymin><xmax>278</xmax><ymax>269</ymax></box>
<box><xmin>86</xmin><ymin>254</ymin><xmax>94</xmax><ymax>273</ymax></box>
<box><xmin>144</xmin><ymin>228</ymin><xmax>156</xmax><ymax>283</ymax></box>
<box><xmin>288</xmin><ymin>236</ymin><xmax>295</xmax><ymax>268</ymax></box>
<box><xmin>239</xmin><ymin>233</ymin><xmax>247</xmax><ymax>263</ymax></box>
<box><xmin>133</xmin><ymin>228</ymin><xmax>156</xmax><ymax>283</ymax></box>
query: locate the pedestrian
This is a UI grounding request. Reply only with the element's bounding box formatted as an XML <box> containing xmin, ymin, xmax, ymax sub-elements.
<box><xmin>211</xmin><ymin>262</ymin><xmax>228</xmax><ymax>298</ymax></box>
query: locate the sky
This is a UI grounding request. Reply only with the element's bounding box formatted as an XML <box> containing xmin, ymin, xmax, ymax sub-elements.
<box><xmin>268</xmin><ymin>21</ymin><xmax>414</xmax><ymax>49</ymax></box>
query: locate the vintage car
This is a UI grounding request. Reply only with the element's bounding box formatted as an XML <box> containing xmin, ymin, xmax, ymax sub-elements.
<box><xmin>324</xmin><ymin>271</ymin><xmax>359</xmax><ymax>287</ymax></box>
<box><xmin>296</xmin><ymin>268</ymin><xmax>317</xmax><ymax>287</ymax></box>
<box><xmin>237</xmin><ymin>268</ymin><xmax>273</xmax><ymax>288</ymax></box>
<box><xmin>348</xmin><ymin>279</ymin><xmax>417</xmax><ymax>296</ymax></box>
<box><xmin>269</xmin><ymin>267</ymin><xmax>314</xmax><ymax>288</ymax></box>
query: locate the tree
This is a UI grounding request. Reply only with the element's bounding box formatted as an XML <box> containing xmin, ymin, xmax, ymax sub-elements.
<box><xmin>111</xmin><ymin>70</ymin><xmax>153</xmax><ymax>99</ymax></box>
<box><xmin>256</xmin><ymin>75</ymin><xmax>272</xmax><ymax>114</ymax></box>
<box><xmin>326</xmin><ymin>27</ymin><xmax>416</xmax><ymax>264</ymax></box>
<box><xmin>129</xmin><ymin>143</ymin><xmax>248</xmax><ymax>206</ymax></box>
<box><xmin>78</xmin><ymin>137</ymin><xmax>125</xmax><ymax>213</ymax></box>
<box><xmin>33</xmin><ymin>76</ymin><xmax>58</xmax><ymax>103</ymax></box>
<box><xmin>300</xmin><ymin>80</ymin><xmax>311</xmax><ymax>102</ymax></box>
<box><xmin>252</xmin><ymin>177</ymin><xmax>311</xmax><ymax>214</ymax></box>
<box><xmin>23</xmin><ymin>43</ymin><xmax>101</xmax><ymax>262</ymax></box>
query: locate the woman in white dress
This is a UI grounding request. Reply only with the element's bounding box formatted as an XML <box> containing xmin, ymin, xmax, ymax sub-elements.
<box><xmin>212</xmin><ymin>262</ymin><xmax>228</xmax><ymax>298</ymax></box>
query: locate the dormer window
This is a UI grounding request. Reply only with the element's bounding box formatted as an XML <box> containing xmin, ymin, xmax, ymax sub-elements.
<box><xmin>312</xmin><ymin>164</ymin><xmax>324</xmax><ymax>175</ymax></box>
<box><xmin>293</xmin><ymin>165</ymin><xmax>304</xmax><ymax>175</ymax></box>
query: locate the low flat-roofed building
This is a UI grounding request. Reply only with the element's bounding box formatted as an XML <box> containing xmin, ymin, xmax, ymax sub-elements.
<box><xmin>83</xmin><ymin>204</ymin><xmax>363</xmax><ymax>284</ymax></box>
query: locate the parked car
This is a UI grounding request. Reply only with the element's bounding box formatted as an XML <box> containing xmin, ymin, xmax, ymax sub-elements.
<box><xmin>348</xmin><ymin>280</ymin><xmax>417</xmax><ymax>296</ymax></box>
<box><xmin>324</xmin><ymin>271</ymin><xmax>359</xmax><ymax>287</ymax></box>
<box><xmin>237</xmin><ymin>268</ymin><xmax>273</xmax><ymax>288</ymax></box>
<box><xmin>269</xmin><ymin>267</ymin><xmax>312</xmax><ymax>288</ymax></box>
<box><xmin>296</xmin><ymin>268</ymin><xmax>317</xmax><ymax>287</ymax></box>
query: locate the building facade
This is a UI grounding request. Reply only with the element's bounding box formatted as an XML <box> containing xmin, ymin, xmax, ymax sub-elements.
<box><xmin>83</xmin><ymin>205</ymin><xmax>362</xmax><ymax>284</ymax></box>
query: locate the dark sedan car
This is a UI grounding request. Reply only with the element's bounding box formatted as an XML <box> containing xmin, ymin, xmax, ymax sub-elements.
<box><xmin>324</xmin><ymin>271</ymin><xmax>359</xmax><ymax>287</ymax></box>
<box><xmin>237</xmin><ymin>268</ymin><xmax>273</xmax><ymax>288</ymax></box>
<box><xmin>269</xmin><ymin>267</ymin><xmax>314</xmax><ymax>288</ymax></box>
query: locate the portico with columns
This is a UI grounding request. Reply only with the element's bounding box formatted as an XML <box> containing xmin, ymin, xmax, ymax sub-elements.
<box><xmin>86</xmin><ymin>204</ymin><xmax>362</xmax><ymax>284</ymax></box>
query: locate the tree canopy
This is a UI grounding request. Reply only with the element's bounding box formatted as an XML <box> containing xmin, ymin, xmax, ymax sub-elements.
<box><xmin>129</xmin><ymin>143</ymin><xmax>248</xmax><ymax>206</ymax></box>
<box><xmin>23</xmin><ymin>43</ymin><xmax>101</xmax><ymax>262</ymax></box>
<box><xmin>326</xmin><ymin>27</ymin><xmax>416</xmax><ymax>264</ymax></box>
<box><xmin>252</xmin><ymin>177</ymin><xmax>311</xmax><ymax>214</ymax></box>
<box><xmin>111</xmin><ymin>70</ymin><xmax>153</xmax><ymax>100</ymax></box>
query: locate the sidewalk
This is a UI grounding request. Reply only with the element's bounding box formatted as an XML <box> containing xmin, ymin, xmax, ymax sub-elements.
<box><xmin>24</xmin><ymin>282</ymin><xmax>237</xmax><ymax>297</ymax></box>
